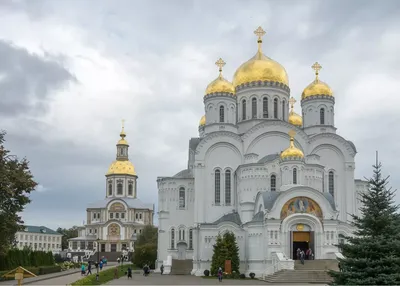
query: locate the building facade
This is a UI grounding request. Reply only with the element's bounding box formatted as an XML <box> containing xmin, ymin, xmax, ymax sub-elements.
<box><xmin>68</xmin><ymin>125</ymin><xmax>154</xmax><ymax>253</ymax></box>
<box><xmin>16</xmin><ymin>226</ymin><xmax>62</xmax><ymax>253</ymax></box>
<box><xmin>156</xmin><ymin>27</ymin><xmax>368</xmax><ymax>277</ymax></box>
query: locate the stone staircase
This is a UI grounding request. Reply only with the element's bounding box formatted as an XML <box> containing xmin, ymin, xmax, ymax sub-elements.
<box><xmin>264</xmin><ymin>260</ymin><xmax>338</xmax><ymax>284</ymax></box>
<box><xmin>170</xmin><ymin>259</ymin><xmax>193</xmax><ymax>275</ymax></box>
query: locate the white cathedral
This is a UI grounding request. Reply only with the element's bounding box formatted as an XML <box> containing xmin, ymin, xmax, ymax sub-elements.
<box><xmin>156</xmin><ymin>27</ymin><xmax>368</xmax><ymax>277</ymax></box>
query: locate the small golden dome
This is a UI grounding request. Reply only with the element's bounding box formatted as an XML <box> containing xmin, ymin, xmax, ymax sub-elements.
<box><xmin>281</xmin><ymin>130</ymin><xmax>304</xmax><ymax>160</ymax></box>
<box><xmin>199</xmin><ymin>115</ymin><xmax>206</xmax><ymax>126</ymax></box>
<box><xmin>205</xmin><ymin>58</ymin><xmax>234</xmax><ymax>95</ymax></box>
<box><xmin>288</xmin><ymin>97</ymin><xmax>302</xmax><ymax>127</ymax></box>
<box><xmin>107</xmin><ymin>160</ymin><xmax>136</xmax><ymax>176</ymax></box>
<box><xmin>302</xmin><ymin>62</ymin><xmax>333</xmax><ymax>99</ymax></box>
<box><xmin>117</xmin><ymin>119</ymin><xmax>129</xmax><ymax>145</ymax></box>
<box><xmin>233</xmin><ymin>27</ymin><xmax>289</xmax><ymax>88</ymax></box>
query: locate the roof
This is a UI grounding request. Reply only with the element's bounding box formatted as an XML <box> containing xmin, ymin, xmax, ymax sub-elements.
<box><xmin>173</xmin><ymin>169</ymin><xmax>194</xmax><ymax>179</ymax></box>
<box><xmin>86</xmin><ymin>197</ymin><xmax>153</xmax><ymax>210</ymax></box>
<box><xmin>189</xmin><ymin>138</ymin><xmax>201</xmax><ymax>152</ymax></box>
<box><xmin>213</xmin><ymin>212</ymin><xmax>242</xmax><ymax>225</ymax></box>
<box><xmin>19</xmin><ymin>225</ymin><xmax>61</xmax><ymax>235</ymax></box>
<box><xmin>258</xmin><ymin>153</ymin><xmax>280</xmax><ymax>164</ymax></box>
<box><xmin>251</xmin><ymin>211</ymin><xmax>264</xmax><ymax>223</ymax></box>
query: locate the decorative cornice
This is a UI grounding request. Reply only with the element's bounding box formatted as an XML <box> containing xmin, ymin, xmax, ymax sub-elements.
<box><xmin>235</xmin><ymin>80</ymin><xmax>290</xmax><ymax>93</ymax></box>
<box><xmin>301</xmin><ymin>95</ymin><xmax>335</xmax><ymax>104</ymax></box>
<box><xmin>204</xmin><ymin>92</ymin><xmax>235</xmax><ymax>102</ymax></box>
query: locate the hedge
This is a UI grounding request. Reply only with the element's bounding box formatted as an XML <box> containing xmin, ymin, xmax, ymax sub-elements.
<box><xmin>0</xmin><ymin>265</ymin><xmax>61</xmax><ymax>281</ymax></box>
<box><xmin>0</xmin><ymin>248</ymin><xmax>54</xmax><ymax>270</ymax></box>
<box><xmin>71</xmin><ymin>264</ymin><xmax>133</xmax><ymax>285</ymax></box>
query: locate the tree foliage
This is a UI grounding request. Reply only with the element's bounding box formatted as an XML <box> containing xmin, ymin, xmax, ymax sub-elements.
<box><xmin>329</xmin><ymin>158</ymin><xmax>400</xmax><ymax>285</ymax></box>
<box><xmin>132</xmin><ymin>225</ymin><xmax>158</xmax><ymax>269</ymax></box>
<box><xmin>0</xmin><ymin>247</ymin><xmax>54</xmax><ymax>270</ymax></box>
<box><xmin>210</xmin><ymin>231</ymin><xmax>240</xmax><ymax>275</ymax></box>
<box><xmin>56</xmin><ymin>226</ymin><xmax>79</xmax><ymax>250</ymax></box>
<box><xmin>0</xmin><ymin>131</ymin><xmax>37</xmax><ymax>255</ymax></box>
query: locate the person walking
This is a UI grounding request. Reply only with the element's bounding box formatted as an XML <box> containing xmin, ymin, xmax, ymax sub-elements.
<box><xmin>86</xmin><ymin>262</ymin><xmax>92</xmax><ymax>275</ymax></box>
<box><xmin>160</xmin><ymin>264</ymin><xmax>164</xmax><ymax>275</ymax></box>
<box><xmin>296</xmin><ymin>248</ymin><xmax>301</xmax><ymax>260</ymax></box>
<box><xmin>127</xmin><ymin>267</ymin><xmax>132</xmax><ymax>279</ymax></box>
<box><xmin>300</xmin><ymin>250</ymin><xmax>305</xmax><ymax>265</ymax></box>
<box><xmin>99</xmin><ymin>260</ymin><xmax>103</xmax><ymax>271</ymax></box>
<box><xmin>81</xmin><ymin>263</ymin><xmax>85</xmax><ymax>276</ymax></box>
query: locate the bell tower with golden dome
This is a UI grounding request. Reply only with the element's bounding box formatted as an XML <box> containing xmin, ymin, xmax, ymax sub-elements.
<box><xmin>301</xmin><ymin>62</ymin><xmax>336</xmax><ymax>134</ymax></box>
<box><xmin>203</xmin><ymin>58</ymin><xmax>236</xmax><ymax>134</ymax></box>
<box><xmin>105</xmin><ymin>121</ymin><xmax>138</xmax><ymax>199</ymax></box>
<box><xmin>233</xmin><ymin>27</ymin><xmax>290</xmax><ymax>132</ymax></box>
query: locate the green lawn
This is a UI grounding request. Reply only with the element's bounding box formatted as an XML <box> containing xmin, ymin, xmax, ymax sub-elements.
<box><xmin>71</xmin><ymin>264</ymin><xmax>134</xmax><ymax>285</ymax></box>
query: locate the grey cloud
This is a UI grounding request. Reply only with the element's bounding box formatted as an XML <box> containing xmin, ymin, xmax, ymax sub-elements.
<box><xmin>0</xmin><ymin>40</ymin><xmax>76</xmax><ymax>117</ymax></box>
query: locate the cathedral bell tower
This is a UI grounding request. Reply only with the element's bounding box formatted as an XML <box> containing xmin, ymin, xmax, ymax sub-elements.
<box><xmin>301</xmin><ymin>62</ymin><xmax>336</xmax><ymax>135</ymax></box>
<box><xmin>105</xmin><ymin>120</ymin><xmax>138</xmax><ymax>199</ymax></box>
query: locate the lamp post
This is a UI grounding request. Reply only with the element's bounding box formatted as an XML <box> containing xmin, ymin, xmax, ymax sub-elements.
<box><xmin>96</xmin><ymin>238</ymin><xmax>100</xmax><ymax>281</ymax></box>
<box><xmin>131</xmin><ymin>233</ymin><xmax>137</xmax><ymax>266</ymax></box>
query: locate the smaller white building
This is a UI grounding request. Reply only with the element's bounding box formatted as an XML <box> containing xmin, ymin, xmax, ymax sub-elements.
<box><xmin>15</xmin><ymin>225</ymin><xmax>63</xmax><ymax>253</ymax></box>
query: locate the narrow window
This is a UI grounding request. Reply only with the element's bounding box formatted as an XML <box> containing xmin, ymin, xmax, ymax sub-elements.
<box><xmin>121</xmin><ymin>213</ymin><xmax>125</xmax><ymax>219</ymax></box>
<box><xmin>274</xmin><ymin>98</ymin><xmax>278</xmax><ymax>119</ymax></box>
<box><xmin>271</xmin><ymin>175</ymin><xmax>276</xmax><ymax>191</ymax></box>
<box><xmin>263</xmin><ymin>97</ymin><xmax>268</xmax><ymax>118</ymax></box>
<box><xmin>320</xmin><ymin>108</ymin><xmax>325</xmax><ymax>125</ymax></box>
<box><xmin>215</xmin><ymin>170</ymin><xmax>221</xmax><ymax>204</ymax></box>
<box><xmin>116</xmin><ymin>213</ymin><xmax>119</xmax><ymax>219</ymax></box>
<box><xmin>110</xmin><ymin>213</ymin><xmax>114</xmax><ymax>219</ymax></box>
<box><xmin>282</xmin><ymin>99</ymin><xmax>286</xmax><ymax>120</ymax></box>
<box><xmin>189</xmin><ymin>229</ymin><xmax>193</xmax><ymax>249</ymax></box>
<box><xmin>179</xmin><ymin>187</ymin><xmax>185</xmax><ymax>209</ymax></box>
<box><xmin>293</xmin><ymin>168</ymin><xmax>297</xmax><ymax>184</ymax></box>
<box><xmin>219</xmin><ymin>105</ymin><xmax>225</xmax><ymax>123</ymax></box>
<box><xmin>135</xmin><ymin>213</ymin><xmax>138</xmax><ymax>220</ymax></box>
<box><xmin>329</xmin><ymin>171</ymin><xmax>334</xmax><ymax>196</ymax></box>
<box><xmin>242</xmin><ymin>99</ymin><xmax>246</xmax><ymax>120</ymax></box>
<box><xmin>139</xmin><ymin>213</ymin><xmax>142</xmax><ymax>220</ymax></box>
<box><xmin>252</xmin><ymin>97</ymin><xmax>257</xmax><ymax>118</ymax></box>
<box><xmin>225</xmin><ymin>170</ymin><xmax>231</xmax><ymax>205</ymax></box>
<box><xmin>128</xmin><ymin>184</ymin><xmax>133</xmax><ymax>196</ymax></box>
<box><xmin>170</xmin><ymin>228</ymin><xmax>175</xmax><ymax>249</ymax></box>
<box><xmin>108</xmin><ymin>184</ymin><xmax>112</xmax><ymax>196</ymax></box>
<box><xmin>117</xmin><ymin>183</ymin><xmax>123</xmax><ymax>195</ymax></box>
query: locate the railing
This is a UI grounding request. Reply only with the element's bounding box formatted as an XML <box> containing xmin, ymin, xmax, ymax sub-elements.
<box><xmin>263</xmin><ymin>252</ymin><xmax>294</xmax><ymax>279</ymax></box>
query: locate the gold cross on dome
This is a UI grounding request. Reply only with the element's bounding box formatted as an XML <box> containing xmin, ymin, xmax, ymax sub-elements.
<box><xmin>288</xmin><ymin>130</ymin><xmax>296</xmax><ymax>138</ymax></box>
<box><xmin>215</xmin><ymin>58</ymin><xmax>226</xmax><ymax>72</ymax></box>
<box><xmin>121</xmin><ymin>119</ymin><xmax>125</xmax><ymax>129</ymax></box>
<box><xmin>289</xmin><ymin>97</ymin><xmax>296</xmax><ymax>109</ymax></box>
<box><xmin>254</xmin><ymin>26</ymin><xmax>266</xmax><ymax>39</ymax></box>
<box><xmin>312</xmin><ymin>62</ymin><xmax>322</xmax><ymax>76</ymax></box>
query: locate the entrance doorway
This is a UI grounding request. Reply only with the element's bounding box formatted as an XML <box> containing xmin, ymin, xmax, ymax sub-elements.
<box><xmin>291</xmin><ymin>231</ymin><xmax>313</xmax><ymax>259</ymax></box>
<box><xmin>101</xmin><ymin>244</ymin><xmax>105</xmax><ymax>252</ymax></box>
<box><xmin>110</xmin><ymin>244</ymin><xmax>117</xmax><ymax>252</ymax></box>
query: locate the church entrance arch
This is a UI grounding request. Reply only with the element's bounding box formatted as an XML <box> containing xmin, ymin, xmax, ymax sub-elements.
<box><xmin>177</xmin><ymin>242</ymin><xmax>187</xmax><ymax>260</ymax></box>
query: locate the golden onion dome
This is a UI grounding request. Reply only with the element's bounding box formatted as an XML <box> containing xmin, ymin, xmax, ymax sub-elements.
<box><xmin>288</xmin><ymin>97</ymin><xmax>303</xmax><ymax>127</ymax></box>
<box><xmin>281</xmin><ymin>130</ymin><xmax>304</xmax><ymax>160</ymax></box>
<box><xmin>233</xmin><ymin>26</ymin><xmax>289</xmax><ymax>88</ymax></box>
<box><xmin>205</xmin><ymin>58</ymin><xmax>234</xmax><ymax>95</ymax></box>
<box><xmin>302</xmin><ymin>62</ymin><xmax>333</xmax><ymax>99</ymax></box>
<box><xmin>199</xmin><ymin>115</ymin><xmax>206</xmax><ymax>126</ymax></box>
<box><xmin>107</xmin><ymin>160</ymin><xmax>136</xmax><ymax>176</ymax></box>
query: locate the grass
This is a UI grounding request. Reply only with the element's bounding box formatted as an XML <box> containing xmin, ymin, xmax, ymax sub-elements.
<box><xmin>71</xmin><ymin>264</ymin><xmax>134</xmax><ymax>285</ymax></box>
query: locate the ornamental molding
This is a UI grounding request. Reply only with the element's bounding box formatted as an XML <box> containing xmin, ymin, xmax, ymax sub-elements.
<box><xmin>242</xmin><ymin>120</ymin><xmax>309</xmax><ymax>142</ymax></box>
<box><xmin>308</xmin><ymin>133</ymin><xmax>356</xmax><ymax>157</ymax></box>
<box><xmin>195</xmin><ymin>131</ymin><xmax>242</xmax><ymax>155</ymax></box>
<box><xmin>204</xmin><ymin>92</ymin><xmax>236</xmax><ymax>101</ymax></box>
<box><xmin>301</xmin><ymin>95</ymin><xmax>335</xmax><ymax>104</ymax></box>
<box><xmin>235</xmin><ymin>80</ymin><xmax>290</xmax><ymax>93</ymax></box>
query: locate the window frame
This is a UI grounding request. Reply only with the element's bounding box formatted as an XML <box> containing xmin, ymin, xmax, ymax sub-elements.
<box><xmin>274</xmin><ymin>98</ymin><xmax>278</xmax><ymax>119</ymax></box>
<box><xmin>242</xmin><ymin>99</ymin><xmax>247</xmax><ymax>120</ymax></box>
<box><xmin>329</xmin><ymin>171</ymin><xmax>334</xmax><ymax>196</ymax></box>
<box><xmin>263</xmin><ymin>97</ymin><xmax>268</xmax><ymax>118</ymax></box>
<box><xmin>251</xmin><ymin>97</ymin><xmax>257</xmax><ymax>118</ymax></box>
<box><xmin>117</xmin><ymin>183</ymin><xmax>123</xmax><ymax>195</ymax></box>
<box><xmin>320</xmin><ymin>108</ymin><xmax>325</xmax><ymax>125</ymax></box>
<box><xmin>225</xmin><ymin>170</ymin><xmax>231</xmax><ymax>205</ymax></box>
<box><xmin>293</xmin><ymin>168</ymin><xmax>297</xmax><ymax>184</ymax></box>
<box><xmin>179</xmin><ymin>187</ymin><xmax>186</xmax><ymax>209</ymax></box>
<box><xmin>271</xmin><ymin>174</ymin><xmax>276</xmax><ymax>191</ymax></box>
<box><xmin>219</xmin><ymin>105</ymin><xmax>225</xmax><ymax>123</ymax></box>
<box><xmin>215</xmin><ymin>170</ymin><xmax>221</xmax><ymax>205</ymax></box>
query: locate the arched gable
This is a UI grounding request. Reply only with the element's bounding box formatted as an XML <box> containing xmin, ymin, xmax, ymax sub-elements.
<box><xmin>254</xmin><ymin>191</ymin><xmax>265</xmax><ymax>215</ymax></box>
<box><xmin>268</xmin><ymin>186</ymin><xmax>337</xmax><ymax>220</ymax></box>
<box><xmin>106</xmin><ymin>199</ymin><xmax>129</xmax><ymax>211</ymax></box>
<box><xmin>309</xmin><ymin>133</ymin><xmax>356</xmax><ymax>161</ymax></box>
<box><xmin>195</xmin><ymin>131</ymin><xmax>243</xmax><ymax>160</ymax></box>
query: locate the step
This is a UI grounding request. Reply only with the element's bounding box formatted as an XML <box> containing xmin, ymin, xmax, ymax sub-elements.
<box><xmin>264</xmin><ymin>270</ymin><xmax>332</xmax><ymax>284</ymax></box>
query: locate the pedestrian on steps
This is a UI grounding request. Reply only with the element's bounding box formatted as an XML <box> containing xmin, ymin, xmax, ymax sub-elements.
<box><xmin>300</xmin><ymin>250</ymin><xmax>305</xmax><ymax>265</ymax></box>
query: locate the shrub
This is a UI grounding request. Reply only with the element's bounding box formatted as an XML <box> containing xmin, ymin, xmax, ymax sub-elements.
<box><xmin>71</xmin><ymin>264</ymin><xmax>133</xmax><ymax>285</ymax></box>
<box><xmin>239</xmin><ymin>273</ymin><xmax>246</xmax><ymax>279</ymax></box>
<box><xmin>249</xmin><ymin>272</ymin><xmax>255</xmax><ymax>279</ymax></box>
<box><xmin>39</xmin><ymin>265</ymin><xmax>61</xmax><ymax>275</ymax></box>
<box><xmin>203</xmin><ymin>269</ymin><xmax>210</xmax><ymax>276</ymax></box>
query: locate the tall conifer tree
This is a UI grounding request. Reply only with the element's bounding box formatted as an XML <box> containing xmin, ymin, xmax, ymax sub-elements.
<box><xmin>330</xmin><ymin>154</ymin><xmax>400</xmax><ymax>285</ymax></box>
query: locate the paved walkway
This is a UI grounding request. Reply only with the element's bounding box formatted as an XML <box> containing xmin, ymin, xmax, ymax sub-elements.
<box><xmin>107</xmin><ymin>274</ymin><xmax>268</xmax><ymax>285</ymax></box>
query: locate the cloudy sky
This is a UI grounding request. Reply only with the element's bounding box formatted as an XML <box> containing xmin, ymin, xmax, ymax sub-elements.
<box><xmin>1</xmin><ymin>0</ymin><xmax>399</xmax><ymax>230</ymax></box>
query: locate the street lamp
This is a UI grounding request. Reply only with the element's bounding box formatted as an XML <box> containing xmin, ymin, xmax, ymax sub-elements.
<box><xmin>130</xmin><ymin>233</ymin><xmax>137</xmax><ymax>265</ymax></box>
<box><xmin>96</xmin><ymin>238</ymin><xmax>100</xmax><ymax>281</ymax></box>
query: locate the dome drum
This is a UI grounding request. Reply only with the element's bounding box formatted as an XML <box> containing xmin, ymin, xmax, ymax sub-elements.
<box><xmin>234</xmin><ymin>80</ymin><xmax>290</xmax><ymax>93</ymax></box>
<box><xmin>300</xmin><ymin>94</ymin><xmax>335</xmax><ymax>103</ymax></box>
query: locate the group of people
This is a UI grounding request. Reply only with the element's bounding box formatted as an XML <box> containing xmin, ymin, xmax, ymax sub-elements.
<box><xmin>80</xmin><ymin>258</ymin><xmax>107</xmax><ymax>276</ymax></box>
<box><xmin>296</xmin><ymin>248</ymin><xmax>314</xmax><ymax>264</ymax></box>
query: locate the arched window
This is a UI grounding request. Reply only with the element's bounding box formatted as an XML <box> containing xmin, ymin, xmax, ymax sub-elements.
<box><xmin>263</xmin><ymin>97</ymin><xmax>268</xmax><ymax>118</ymax></box>
<box><xmin>274</xmin><ymin>98</ymin><xmax>278</xmax><ymax>119</ymax></box>
<box><xmin>252</xmin><ymin>97</ymin><xmax>257</xmax><ymax>118</ymax></box>
<box><xmin>293</xmin><ymin>168</ymin><xmax>297</xmax><ymax>184</ymax></box>
<box><xmin>271</xmin><ymin>175</ymin><xmax>276</xmax><ymax>191</ymax></box>
<box><xmin>108</xmin><ymin>184</ymin><xmax>112</xmax><ymax>196</ymax></box>
<box><xmin>170</xmin><ymin>228</ymin><xmax>175</xmax><ymax>249</ymax></box>
<box><xmin>242</xmin><ymin>99</ymin><xmax>246</xmax><ymax>120</ymax></box>
<box><xmin>117</xmin><ymin>183</ymin><xmax>123</xmax><ymax>195</ymax></box>
<box><xmin>219</xmin><ymin>105</ymin><xmax>225</xmax><ymax>123</ymax></box>
<box><xmin>320</xmin><ymin>108</ymin><xmax>325</xmax><ymax>125</ymax></box>
<box><xmin>179</xmin><ymin>187</ymin><xmax>185</xmax><ymax>209</ymax></box>
<box><xmin>128</xmin><ymin>184</ymin><xmax>133</xmax><ymax>196</ymax></box>
<box><xmin>329</xmin><ymin>171</ymin><xmax>334</xmax><ymax>196</ymax></box>
<box><xmin>215</xmin><ymin>170</ymin><xmax>221</xmax><ymax>204</ymax></box>
<box><xmin>179</xmin><ymin>228</ymin><xmax>185</xmax><ymax>241</ymax></box>
<box><xmin>189</xmin><ymin>229</ymin><xmax>193</xmax><ymax>249</ymax></box>
<box><xmin>282</xmin><ymin>99</ymin><xmax>286</xmax><ymax>120</ymax></box>
<box><xmin>225</xmin><ymin>170</ymin><xmax>231</xmax><ymax>205</ymax></box>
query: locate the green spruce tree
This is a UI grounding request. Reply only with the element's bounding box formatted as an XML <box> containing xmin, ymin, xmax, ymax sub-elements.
<box><xmin>330</xmin><ymin>155</ymin><xmax>400</xmax><ymax>285</ymax></box>
<box><xmin>210</xmin><ymin>234</ymin><xmax>224</xmax><ymax>275</ymax></box>
<box><xmin>210</xmin><ymin>231</ymin><xmax>240</xmax><ymax>275</ymax></box>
